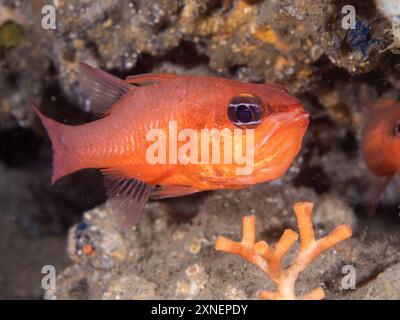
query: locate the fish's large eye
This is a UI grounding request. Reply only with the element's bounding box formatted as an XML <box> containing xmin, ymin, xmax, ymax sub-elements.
<box><xmin>227</xmin><ymin>94</ymin><xmax>265</xmax><ymax>129</ymax></box>
<box><xmin>393</xmin><ymin>121</ymin><xmax>400</xmax><ymax>137</ymax></box>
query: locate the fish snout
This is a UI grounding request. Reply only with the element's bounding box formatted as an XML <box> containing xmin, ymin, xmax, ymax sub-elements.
<box><xmin>293</xmin><ymin>109</ymin><xmax>310</xmax><ymax>128</ymax></box>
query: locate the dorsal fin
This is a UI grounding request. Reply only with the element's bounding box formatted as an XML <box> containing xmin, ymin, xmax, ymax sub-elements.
<box><xmin>125</xmin><ymin>73</ymin><xmax>177</xmax><ymax>86</ymax></box>
<box><xmin>79</xmin><ymin>63</ymin><xmax>131</xmax><ymax>116</ymax></box>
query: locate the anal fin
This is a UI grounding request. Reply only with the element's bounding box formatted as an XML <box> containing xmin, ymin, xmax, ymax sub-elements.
<box><xmin>103</xmin><ymin>172</ymin><xmax>154</xmax><ymax>229</ymax></box>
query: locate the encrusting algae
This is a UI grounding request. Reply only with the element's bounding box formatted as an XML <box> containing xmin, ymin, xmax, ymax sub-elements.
<box><xmin>215</xmin><ymin>202</ymin><xmax>353</xmax><ymax>300</ymax></box>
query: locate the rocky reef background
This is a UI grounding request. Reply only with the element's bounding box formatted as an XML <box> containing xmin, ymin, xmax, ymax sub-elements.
<box><xmin>1</xmin><ymin>0</ymin><xmax>400</xmax><ymax>299</ymax></box>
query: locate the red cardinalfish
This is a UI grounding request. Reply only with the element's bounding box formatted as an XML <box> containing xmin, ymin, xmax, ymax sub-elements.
<box><xmin>33</xmin><ymin>63</ymin><xmax>309</xmax><ymax>228</ymax></box>
<box><xmin>361</xmin><ymin>97</ymin><xmax>400</xmax><ymax>215</ymax></box>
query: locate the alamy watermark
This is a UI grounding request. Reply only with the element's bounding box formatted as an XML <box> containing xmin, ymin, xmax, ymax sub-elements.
<box><xmin>341</xmin><ymin>264</ymin><xmax>356</xmax><ymax>290</ymax></box>
<box><xmin>146</xmin><ymin>121</ymin><xmax>255</xmax><ymax>175</ymax></box>
<box><xmin>40</xmin><ymin>4</ymin><xmax>358</xmax><ymax>32</ymax></box>
<box><xmin>342</xmin><ymin>5</ymin><xmax>356</xmax><ymax>30</ymax></box>
<box><xmin>41</xmin><ymin>5</ymin><xmax>56</xmax><ymax>30</ymax></box>
<box><xmin>41</xmin><ymin>265</ymin><xmax>56</xmax><ymax>290</ymax></box>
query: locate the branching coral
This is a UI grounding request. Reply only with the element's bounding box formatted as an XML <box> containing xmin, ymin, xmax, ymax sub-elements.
<box><xmin>215</xmin><ymin>202</ymin><xmax>352</xmax><ymax>300</ymax></box>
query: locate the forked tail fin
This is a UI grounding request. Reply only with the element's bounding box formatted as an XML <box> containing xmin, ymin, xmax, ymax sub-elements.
<box><xmin>31</xmin><ymin>101</ymin><xmax>76</xmax><ymax>184</ymax></box>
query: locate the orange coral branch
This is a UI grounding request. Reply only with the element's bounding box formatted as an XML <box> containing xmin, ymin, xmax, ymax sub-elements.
<box><xmin>215</xmin><ymin>201</ymin><xmax>352</xmax><ymax>300</ymax></box>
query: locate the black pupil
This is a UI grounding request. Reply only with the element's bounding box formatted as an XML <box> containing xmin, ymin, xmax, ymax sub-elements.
<box><xmin>227</xmin><ymin>95</ymin><xmax>264</xmax><ymax>128</ymax></box>
<box><xmin>236</xmin><ymin>105</ymin><xmax>253</xmax><ymax>123</ymax></box>
<box><xmin>394</xmin><ymin>121</ymin><xmax>400</xmax><ymax>136</ymax></box>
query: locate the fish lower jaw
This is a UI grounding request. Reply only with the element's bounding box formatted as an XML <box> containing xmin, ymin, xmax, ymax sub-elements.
<box><xmin>252</xmin><ymin>137</ymin><xmax>303</xmax><ymax>182</ymax></box>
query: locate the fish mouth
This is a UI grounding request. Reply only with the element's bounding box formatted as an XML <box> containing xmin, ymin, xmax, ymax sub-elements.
<box><xmin>255</xmin><ymin>108</ymin><xmax>309</xmax><ymax>150</ymax></box>
<box><xmin>293</xmin><ymin>109</ymin><xmax>310</xmax><ymax>127</ymax></box>
<box><xmin>252</xmin><ymin>108</ymin><xmax>309</xmax><ymax>173</ymax></box>
<box><xmin>228</xmin><ymin>108</ymin><xmax>309</xmax><ymax>184</ymax></box>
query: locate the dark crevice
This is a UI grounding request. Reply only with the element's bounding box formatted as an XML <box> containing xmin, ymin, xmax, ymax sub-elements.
<box><xmin>293</xmin><ymin>165</ymin><xmax>332</xmax><ymax>194</ymax></box>
<box><xmin>0</xmin><ymin>128</ymin><xmax>40</xmax><ymax>168</ymax></box>
<box><xmin>113</xmin><ymin>40</ymin><xmax>211</xmax><ymax>78</ymax></box>
<box><xmin>160</xmin><ymin>192</ymin><xmax>211</xmax><ymax>224</ymax></box>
